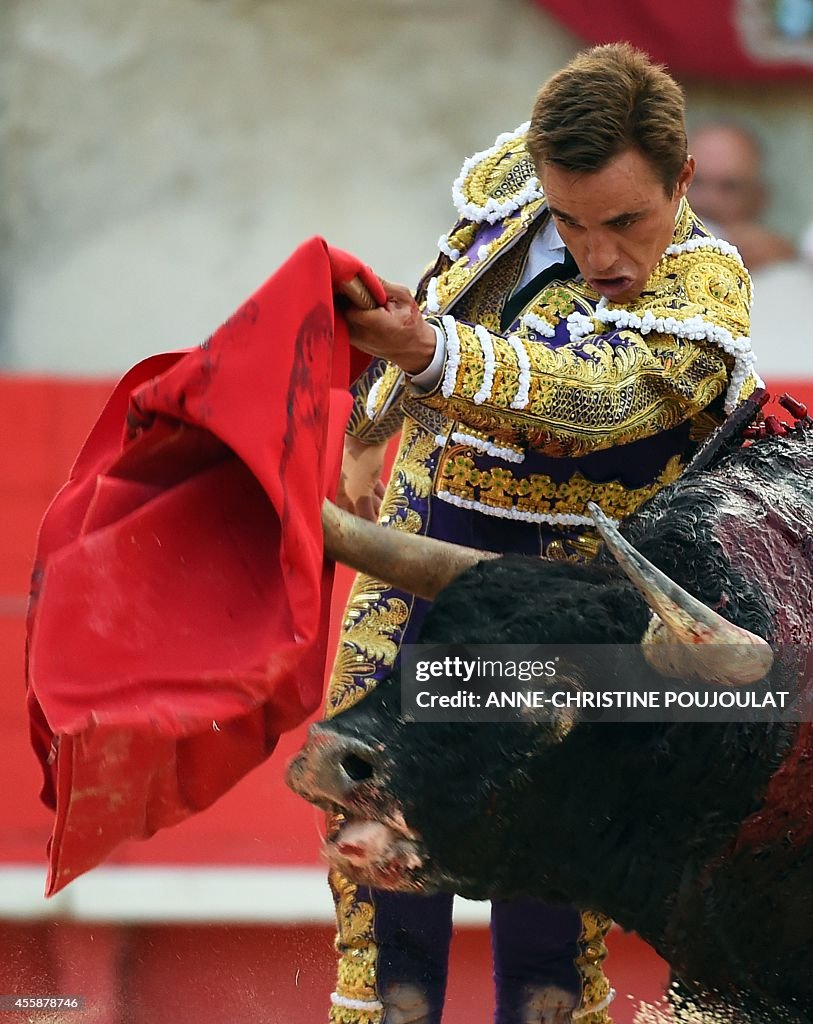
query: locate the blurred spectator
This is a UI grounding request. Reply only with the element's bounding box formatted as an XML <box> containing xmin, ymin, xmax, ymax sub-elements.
<box><xmin>689</xmin><ymin>121</ymin><xmax>796</xmax><ymax>271</ymax></box>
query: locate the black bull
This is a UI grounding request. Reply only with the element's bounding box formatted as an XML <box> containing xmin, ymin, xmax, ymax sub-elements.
<box><xmin>288</xmin><ymin>421</ymin><xmax>813</xmax><ymax>1022</ymax></box>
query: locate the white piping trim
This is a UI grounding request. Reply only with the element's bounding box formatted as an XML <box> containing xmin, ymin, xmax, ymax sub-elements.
<box><xmin>664</xmin><ymin>233</ymin><xmax>754</xmax><ymax>300</ymax></box>
<box><xmin>330</xmin><ymin>993</ymin><xmax>385</xmax><ymax>1012</ymax></box>
<box><xmin>473</xmin><ymin>325</ymin><xmax>496</xmax><ymax>405</ymax></box>
<box><xmin>477</xmin><ymin>244</ymin><xmax>490</xmax><ymax>263</ymax></box>
<box><xmin>566</xmin><ymin>311</ymin><xmax>596</xmax><ymax>343</ymax></box>
<box><xmin>507</xmin><ymin>335</ymin><xmax>531</xmax><ymax>410</ymax></box>
<box><xmin>440</xmin><ymin>316</ymin><xmax>461</xmax><ymax>398</ymax></box>
<box><xmin>435</xmin><ymin>433</ymin><xmax>449</xmax><ymax>447</ymax></box>
<box><xmin>437</xmin><ymin>233</ymin><xmax>461</xmax><ymax>261</ymax></box>
<box><xmin>452</xmin><ymin>122</ymin><xmax>543</xmax><ymax>225</ymax></box>
<box><xmin>664</xmin><ymin>234</ymin><xmax>744</xmax><ymax>266</ymax></box>
<box><xmin>520</xmin><ymin>312</ymin><xmax>556</xmax><ymax>339</ymax></box>
<box><xmin>426</xmin><ymin>277</ymin><xmax>440</xmax><ymax>314</ymax></box>
<box><xmin>366</xmin><ymin>370</ymin><xmax>406</xmax><ymax>421</ymax></box>
<box><xmin>437</xmin><ymin>490</ymin><xmax>617</xmax><ymax>528</ymax></box>
<box><xmin>365</xmin><ymin>374</ymin><xmax>385</xmax><ymax>421</ymax></box>
<box><xmin>449</xmin><ymin>431</ymin><xmax>525</xmax><ymax>464</ymax></box>
<box><xmin>591</xmin><ymin>302</ymin><xmax>757</xmax><ymax>413</ymax></box>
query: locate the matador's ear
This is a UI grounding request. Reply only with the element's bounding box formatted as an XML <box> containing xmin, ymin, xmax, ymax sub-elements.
<box><xmin>675</xmin><ymin>156</ymin><xmax>696</xmax><ymax>199</ymax></box>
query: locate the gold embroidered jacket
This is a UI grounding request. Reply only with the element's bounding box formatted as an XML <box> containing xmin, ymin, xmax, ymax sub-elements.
<box><xmin>347</xmin><ymin>123</ymin><xmax>759</xmax><ymax>529</ymax></box>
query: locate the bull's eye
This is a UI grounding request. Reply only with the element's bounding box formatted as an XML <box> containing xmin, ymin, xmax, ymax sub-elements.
<box><xmin>341</xmin><ymin>753</ymin><xmax>375</xmax><ymax>783</ymax></box>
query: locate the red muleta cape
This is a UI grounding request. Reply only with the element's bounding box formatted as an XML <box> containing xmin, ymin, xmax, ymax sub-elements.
<box><xmin>25</xmin><ymin>237</ymin><xmax>384</xmax><ymax>896</ymax></box>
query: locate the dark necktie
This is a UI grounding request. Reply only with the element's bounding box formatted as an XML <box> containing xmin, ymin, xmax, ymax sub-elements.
<box><xmin>500</xmin><ymin>248</ymin><xmax>579</xmax><ymax>332</ymax></box>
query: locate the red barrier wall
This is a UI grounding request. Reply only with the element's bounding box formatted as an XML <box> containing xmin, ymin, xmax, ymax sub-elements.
<box><xmin>3</xmin><ymin>373</ymin><xmax>810</xmax><ymax>1023</ymax></box>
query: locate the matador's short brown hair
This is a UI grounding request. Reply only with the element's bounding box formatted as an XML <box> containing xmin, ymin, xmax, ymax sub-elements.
<box><xmin>526</xmin><ymin>42</ymin><xmax>687</xmax><ymax>194</ymax></box>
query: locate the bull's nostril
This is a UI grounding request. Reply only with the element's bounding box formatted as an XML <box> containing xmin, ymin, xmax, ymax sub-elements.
<box><xmin>341</xmin><ymin>753</ymin><xmax>375</xmax><ymax>783</ymax></box>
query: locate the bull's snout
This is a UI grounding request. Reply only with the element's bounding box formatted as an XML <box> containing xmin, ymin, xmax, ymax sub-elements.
<box><xmin>285</xmin><ymin>723</ymin><xmax>382</xmax><ymax>810</ymax></box>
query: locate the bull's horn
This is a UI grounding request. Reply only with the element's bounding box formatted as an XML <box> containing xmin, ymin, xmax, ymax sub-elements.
<box><xmin>321</xmin><ymin>499</ymin><xmax>499</xmax><ymax>601</ymax></box>
<box><xmin>587</xmin><ymin>502</ymin><xmax>773</xmax><ymax>686</ymax></box>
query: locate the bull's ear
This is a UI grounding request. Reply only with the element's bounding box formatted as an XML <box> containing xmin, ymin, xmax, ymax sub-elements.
<box><xmin>517</xmin><ymin>701</ymin><xmax>580</xmax><ymax>739</ymax></box>
<box><xmin>587</xmin><ymin>503</ymin><xmax>773</xmax><ymax>687</ymax></box>
<box><xmin>515</xmin><ymin>676</ymin><xmax>582</xmax><ymax>738</ymax></box>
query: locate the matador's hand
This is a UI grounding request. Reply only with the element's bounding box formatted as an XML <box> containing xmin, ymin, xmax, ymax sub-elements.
<box><xmin>343</xmin><ymin>279</ymin><xmax>436</xmax><ymax>376</ymax></box>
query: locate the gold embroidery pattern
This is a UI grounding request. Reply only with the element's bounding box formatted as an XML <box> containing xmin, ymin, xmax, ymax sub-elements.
<box><xmin>689</xmin><ymin>405</ymin><xmax>730</xmax><ymax>444</ymax></box>
<box><xmin>325</xmin><ymin>419</ymin><xmax>430</xmax><ymax>718</ymax></box>
<box><xmin>458</xmin><ymin>131</ymin><xmax>537</xmax><ymax>211</ymax></box>
<box><xmin>415</xmin><ymin>191</ymin><xmax>751</xmax><ymax>459</ymax></box>
<box><xmin>738</xmin><ymin>373</ymin><xmax>758</xmax><ymax>404</ymax></box>
<box><xmin>401</xmin><ymin>395</ymin><xmax>449</xmax><ymax>439</ymax></box>
<box><xmin>490</xmin><ymin>357</ymin><xmax>525</xmax><ymax>412</ymax></box>
<box><xmin>489</xmin><ymin>152</ymin><xmax>537</xmax><ymax>201</ymax></box>
<box><xmin>325</xmin><ymin>577</ymin><xmax>409</xmax><ymax>719</ymax></box>
<box><xmin>428</xmin><ymin>323</ymin><xmax>729</xmax><ymax>457</ymax></box>
<box><xmin>393</xmin><ymin>422</ymin><xmax>437</xmax><ymax>500</ymax></box>
<box><xmin>456</xmin><ymin>332</ymin><xmax>488</xmax><ymax>403</ymax></box>
<box><xmin>428</xmin><ymin>200</ymin><xmax>546</xmax><ymax>316</ymax></box>
<box><xmin>329</xmin><ymin>867</ymin><xmax>382</xmax><ymax>1024</ymax></box>
<box><xmin>437</xmin><ymin>449</ymin><xmax>685</xmax><ymax>522</ymax></box>
<box><xmin>636</xmin><ymin>250</ymin><xmax>751</xmax><ymax>336</ymax></box>
<box><xmin>446</xmin><ymin>221</ymin><xmax>479</xmax><ymax>256</ymax></box>
<box><xmin>362</xmin><ymin>360</ymin><xmax>406</xmax><ymax>426</ymax></box>
<box><xmin>545</xmin><ymin>533</ymin><xmax>603</xmax><ymax>563</ymax></box>
<box><xmin>453</xmin><ymin>224</ymin><xmax>538</xmax><ymax>328</ymax></box>
<box><xmin>518</xmin><ymin>283</ymin><xmax>578</xmax><ymax>332</ymax></box>
<box><xmin>330</xmin><ymin>1004</ymin><xmax>381</xmax><ymax>1024</ymax></box>
<box><xmin>576</xmin><ymin>910</ymin><xmax>614</xmax><ymax>1024</ymax></box>
<box><xmin>324</xmin><ymin>421</ymin><xmax>436</xmax><ymax>1022</ymax></box>
<box><xmin>445</xmin><ymin>424</ymin><xmax>526</xmax><ymax>462</ymax></box>
<box><xmin>348</xmin><ymin>360</ymin><xmax>405</xmax><ymax>444</ymax></box>
<box><xmin>672</xmin><ymin>196</ymin><xmax>695</xmax><ymax>247</ymax></box>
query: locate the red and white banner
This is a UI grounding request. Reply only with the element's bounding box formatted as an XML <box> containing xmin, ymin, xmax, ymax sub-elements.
<box><xmin>532</xmin><ymin>0</ymin><xmax>813</xmax><ymax>81</ymax></box>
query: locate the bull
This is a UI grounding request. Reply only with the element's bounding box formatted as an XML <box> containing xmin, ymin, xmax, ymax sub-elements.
<box><xmin>287</xmin><ymin>406</ymin><xmax>813</xmax><ymax>1023</ymax></box>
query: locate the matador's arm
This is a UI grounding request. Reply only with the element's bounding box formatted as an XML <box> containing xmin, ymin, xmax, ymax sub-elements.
<box><xmin>366</xmin><ymin>247</ymin><xmax>756</xmax><ymax>459</ymax></box>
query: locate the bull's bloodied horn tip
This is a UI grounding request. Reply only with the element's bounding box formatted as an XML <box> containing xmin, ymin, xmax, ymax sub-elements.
<box><xmin>589</xmin><ymin>500</ymin><xmax>773</xmax><ymax>686</ymax></box>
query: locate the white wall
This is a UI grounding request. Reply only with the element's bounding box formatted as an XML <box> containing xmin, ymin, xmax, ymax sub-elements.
<box><xmin>2</xmin><ymin>0</ymin><xmax>811</xmax><ymax>376</ymax></box>
<box><xmin>0</xmin><ymin>0</ymin><xmax>576</xmax><ymax>373</ymax></box>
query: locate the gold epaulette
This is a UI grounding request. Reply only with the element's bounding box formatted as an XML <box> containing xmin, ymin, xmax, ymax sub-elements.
<box><xmin>452</xmin><ymin>122</ymin><xmax>543</xmax><ymax>225</ymax></box>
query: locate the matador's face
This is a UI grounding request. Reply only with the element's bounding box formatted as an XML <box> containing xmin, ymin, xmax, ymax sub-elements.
<box><xmin>539</xmin><ymin>147</ymin><xmax>695</xmax><ymax>305</ymax></box>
